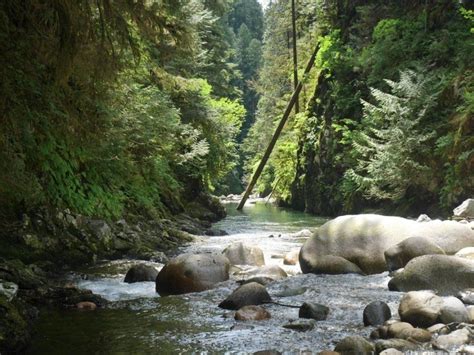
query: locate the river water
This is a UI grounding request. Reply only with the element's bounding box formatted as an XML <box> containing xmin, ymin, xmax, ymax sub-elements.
<box><xmin>29</xmin><ymin>202</ymin><xmax>404</xmax><ymax>354</ymax></box>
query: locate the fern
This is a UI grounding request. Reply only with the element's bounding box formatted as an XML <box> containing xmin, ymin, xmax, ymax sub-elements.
<box><xmin>345</xmin><ymin>69</ymin><xmax>439</xmax><ymax>202</ymax></box>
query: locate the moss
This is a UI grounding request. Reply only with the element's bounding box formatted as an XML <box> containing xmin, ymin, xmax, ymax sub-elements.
<box><xmin>0</xmin><ymin>296</ymin><xmax>30</xmax><ymax>353</ymax></box>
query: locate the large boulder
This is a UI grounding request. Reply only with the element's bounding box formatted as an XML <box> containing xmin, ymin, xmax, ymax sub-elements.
<box><xmin>155</xmin><ymin>253</ymin><xmax>230</xmax><ymax>296</ymax></box>
<box><xmin>300</xmin><ymin>214</ymin><xmax>474</xmax><ymax>275</ymax></box>
<box><xmin>223</xmin><ymin>242</ymin><xmax>265</xmax><ymax>266</ymax></box>
<box><xmin>454</xmin><ymin>199</ymin><xmax>474</xmax><ymax>219</ymax></box>
<box><xmin>219</xmin><ymin>282</ymin><xmax>271</xmax><ymax>310</ymax></box>
<box><xmin>124</xmin><ymin>264</ymin><xmax>158</xmax><ymax>283</ymax></box>
<box><xmin>388</xmin><ymin>255</ymin><xmax>474</xmax><ymax>295</ymax></box>
<box><xmin>384</xmin><ymin>237</ymin><xmax>445</xmax><ymax>271</ymax></box>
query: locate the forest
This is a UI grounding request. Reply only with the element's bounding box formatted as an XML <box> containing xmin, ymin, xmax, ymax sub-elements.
<box><xmin>0</xmin><ymin>0</ymin><xmax>473</xmax><ymax>353</ymax></box>
<box><xmin>0</xmin><ymin>0</ymin><xmax>472</xmax><ymax>225</ymax></box>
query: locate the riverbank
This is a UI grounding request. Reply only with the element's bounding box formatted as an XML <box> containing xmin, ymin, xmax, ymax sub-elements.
<box><xmin>0</xmin><ymin>193</ymin><xmax>225</xmax><ymax>353</ymax></box>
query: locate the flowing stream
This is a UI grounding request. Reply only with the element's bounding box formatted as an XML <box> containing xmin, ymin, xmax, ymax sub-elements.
<box><xmin>29</xmin><ymin>202</ymin><xmax>404</xmax><ymax>354</ymax></box>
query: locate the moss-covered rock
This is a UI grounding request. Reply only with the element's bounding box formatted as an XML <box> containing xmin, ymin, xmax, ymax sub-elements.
<box><xmin>0</xmin><ymin>295</ymin><xmax>31</xmax><ymax>353</ymax></box>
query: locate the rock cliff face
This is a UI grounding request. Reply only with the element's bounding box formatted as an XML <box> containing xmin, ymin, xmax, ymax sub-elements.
<box><xmin>288</xmin><ymin>0</ymin><xmax>472</xmax><ymax>216</ymax></box>
<box><xmin>290</xmin><ymin>70</ymin><xmax>355</xmax><ymax>216</ymax></box>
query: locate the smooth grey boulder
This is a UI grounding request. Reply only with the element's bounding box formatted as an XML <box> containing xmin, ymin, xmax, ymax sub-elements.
<box><xmin>219</xmin><ymin>282</ymin><xmax>271</xmax><ymax>310</ymax></box>
<box><xmin>223</xmin><ymin>242</ymin><xmax>265</xmax><ymax>266</ymax></box>
<box><xmin>299</xmin><ymin>302</ymin><xmax>329</xmax><ymax>321</ymax></box>
<box><xmin>398</xmin><ymin>291</ymin><xmax>443</xmax><ymax>328</ymax></box>
<box><xmin>388</xmin><ymin>255</ymin><xmax>474</xmax><ymax>295</ymax></box>
<box><xmin>384</xmin><ymin>237</ymin><xmax>445</xmax><ymax>271</ymax></box>
<box><xmin>334</xmin><ymin>336</ymin><xmax>375</xmax><ymax>354</ymax></box>
<box><xmin>299</xmin><ymin>214</ymin><xmax>474</xmax><ymax>275</ymax></box>
<box><xmin>363</xmin><ymin>301</ymin><xmax>392</xmax><ymax>326</ymax></box>
<box><xmin>155</xmin><ymin>253</ymin><xmax>230</xmax><ymax>296</ymax></box>
<box><xmin>124</xmin><ymin>264</ymin><xmax>158</xmax><ymax>283</ymax></box>
<box><xmin>439</xmin><ymin>296</ymin><xmax>470</xmax><ymax>324</ymax></box>
<box><xmin>454</xmin><ymin>199</ymin><xmax>474</xmax><ymax>219</ymax></box>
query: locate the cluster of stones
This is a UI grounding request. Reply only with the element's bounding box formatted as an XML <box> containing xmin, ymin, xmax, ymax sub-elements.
<box><xmin>329</xmin><ymin>290</ymin><xmax>474</xmax><ymax>354</ymax></box>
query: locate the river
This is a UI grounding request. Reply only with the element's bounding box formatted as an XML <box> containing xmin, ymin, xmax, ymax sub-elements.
<box><xmin>29</xmin><ymin>202</ymin><xmax>404</xmax><ymax>354</ymax></box>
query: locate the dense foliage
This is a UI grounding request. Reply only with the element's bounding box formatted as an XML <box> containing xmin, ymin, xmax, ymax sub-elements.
<box><xmin>1</xmin><ymin>0</ymin><xmax>472</xmax><ymax>221</ymax></box>
<box><xmin>0</xmin><ymin>0</ymin><xmax>246</xmax><ymax>220</ymax></box>
<box><xmin>244</xmin><ymin>0</ymin><xmax>473</xmax><ymax>216</ymax></box>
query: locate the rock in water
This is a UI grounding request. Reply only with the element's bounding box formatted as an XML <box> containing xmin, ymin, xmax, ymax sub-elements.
<box><xmin>235</xmin><ymin>265</ymin><xmax>288</xmax><ymax>281</ymax></box>
<box><xmin>458</xmin><ymin>288</ymin><xmax>474</xmax><ymax>305</ymax></box>
<box><xmin>299</xmin><ymin>254</ymin><xmax>364</xmax><ymax>275</ymax></box>
<box><xmin>124</xmin><ymin>264</ymin><xmax>158</xmax><ymax>283</ymax></box>
<box><xmin>283</xmin><ymin>250</ymin><xmax>299</xmax><ymax>265</ymax></box>
<box><xmin>374</xmin><ymin>339</ymin><xmax>419</xmax><ymax>353</ymax></box>
<box><xmin>155</xmin><ymin>253</ymin><xmax>230</xmax><ymax>296</ymax></box>
<box><xmin>334</xmin><ymin>336</ymin><xmax>375</xmax><ymax>354</ymax></box>
<box><xmin>398</xmin><ymin>291</ymin><xmax>443</xmax><ymax>328</ymax></box>
<box><xmin>433</xmin><ymin>328</ymin><xmax>471</xmax><ymax>350</ymax></box>
<box><xmin>282</xmin><ymin>319</ymin><xmax>316</xmax><ymax>332</ymax></box>
<box><xmin>219</xmin><ymin>282</ymin><xmax>271</xmax><ymax>310</ymax></box>
<box><xmin>234</xmin><ymin>306</ymin><xmax>271</xmax><ymax>321</ymax></box>
<box><xmin>439</xmin><ymin>296</ymin><xmax>470</xmax><ymax>324</ymax></box>
<box><xmin>388</xmin><ymin>255</ymin><xmax>474</xmax><ymax>295</ymax></box>
<box><xmin>299</xmin><ymin>302</ymin><xmax>329</xmax><ymax>321</ymax></box>
<box><xmin>386</xmin><ymin>322</ymin><xmax>431</xmax><ymax>342</ymax></box>
<box><xmin>223</xmin><ymin>242</ymin><xmax>265</xmax><ymax>266</ymax></box>
<box><xmin>386</xmin><ymin>322</ymin><xmax>414</xmax><ymax>339</ymax></box>
<box><xmin>454</xmin><ymin>199</ymin><xmax>474</xmax><ymax>219</ymax></box>
<box><xmin>299</xmin><ymin>214</ymin><xmax>474</xmax><ymax>275</ymax></box>
<box><xmin>384</xmin><ymin>237</ymin><xmax>445</xmax><ymax>271</ymax></box>
<box><xmin>363</xmin><ymin>301</ymin><xmax>391</xmax><ymax>326</ymax></box>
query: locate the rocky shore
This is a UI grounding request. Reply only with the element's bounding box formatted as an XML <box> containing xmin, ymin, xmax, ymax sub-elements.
<box><xmin>0</xmin><ymin>193</ymin><xmax>225</xmax><ymax>352</ymax></box>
